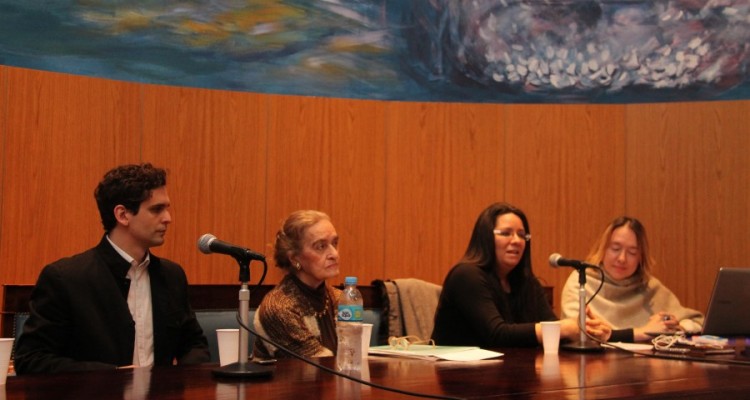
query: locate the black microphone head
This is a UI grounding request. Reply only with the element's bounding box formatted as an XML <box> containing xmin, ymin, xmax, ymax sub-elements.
<box><xmin>549</xmin><ymin>253</ymin><xmax>563</xmax><ymax>268</ymax></box>
<box><xmin>198</xmin><ymin>233</ymin><xmax>216</xmax><ymax>254</ymax></box>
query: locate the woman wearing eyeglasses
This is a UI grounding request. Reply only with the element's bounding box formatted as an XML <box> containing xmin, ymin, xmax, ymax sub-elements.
<box><xmin>561</xmin><ymin>216</ymin><xmax>703</xmax><ymax>342</ymax></box>
<box><xmin>432</xmin><ymin>202</ymin><xmax>611</xmax><ymax>347</ymax></box>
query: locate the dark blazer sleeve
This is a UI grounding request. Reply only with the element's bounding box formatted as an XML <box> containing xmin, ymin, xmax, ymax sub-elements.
<box><xmin>15</xmin><ymin>241</ymin><xmax>209</xmax><ymax>375</ymax></box>
<box><xmin>14</xmin><ymin>256</ymin><xmax>130</xmax><ymax>374</ymax></box>
<box><xmin>149</xmin><ymin>257</ymin><xmax>210</xmax><ymax>365</ymax></box>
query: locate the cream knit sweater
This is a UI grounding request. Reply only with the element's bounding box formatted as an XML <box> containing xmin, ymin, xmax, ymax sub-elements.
<box><xmin>561</xmin><ymin>268</ymin><xmax>704</xmax><ymax>334</ymax></box>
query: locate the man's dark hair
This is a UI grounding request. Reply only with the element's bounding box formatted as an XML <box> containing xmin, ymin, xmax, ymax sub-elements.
<box><xmin>94</xmin><ymin>163</ymin><xmax>167</xmax><ymax>232</ymax></box>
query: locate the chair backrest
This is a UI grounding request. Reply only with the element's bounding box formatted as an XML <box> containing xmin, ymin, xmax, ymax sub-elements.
<box><xmin>362</xmin><ymin>309</ymin><xmax>382</xmax><ymax>346</ymax></box>
<box><xmin>10</xmin><ymin>312</ymin><xmax>29</xmax><ymax>360</ymax></box>
<box><xmin>383</xmin><ymin>278</ymin><xmax>442</xmax><ymax>340</ymax></box>
<box><xmin>13</xmin><ymin>313</ymin><xmax>29</xmax><ymax>343</ymax></box>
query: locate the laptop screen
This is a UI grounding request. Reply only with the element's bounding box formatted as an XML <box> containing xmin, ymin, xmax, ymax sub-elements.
<box><xmin>702</xmin><ymin>267</ymin><xmax>750</xmax><ymax>336</ymax></box>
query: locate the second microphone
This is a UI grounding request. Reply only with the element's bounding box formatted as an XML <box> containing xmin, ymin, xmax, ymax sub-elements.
<box><xmin>548</xmin><ymin>253</ymin><xmax>598</xmax><ymax>269</ymax></box>
<box><xmin>198</xmin><ymin>233</ymin><xmax>266</xmax><ymax>262</ymax></box>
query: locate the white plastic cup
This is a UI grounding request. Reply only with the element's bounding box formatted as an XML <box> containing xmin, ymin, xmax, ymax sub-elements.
<box><xmin>361</xmin><ymin>323</ymin><xmax>373</xmax><ymax>358</ymax></box>
<box><xmin>540</xmin><ymin>321</ymin><xmax>561</xmax><ymax>354</ymax></box>
<box><xmin>0</xmin><ymin>338</ymin><xmax>13</xmax><ymax>385</ymax></box>
<box><xmin>216</xmin><ymin>329</ymin><xmax>239</xmax><ymax>366</ymax></box>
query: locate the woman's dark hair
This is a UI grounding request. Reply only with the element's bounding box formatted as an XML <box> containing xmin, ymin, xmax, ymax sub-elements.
<box><xmin>94</xmin><ymin>163</ymin><xmax>167</xmax><ymax>233</ymax></box>
<box><xmin>459</xmin><ymin>202</ymin><xmax>542</xmax><ymax>321</ymax></box>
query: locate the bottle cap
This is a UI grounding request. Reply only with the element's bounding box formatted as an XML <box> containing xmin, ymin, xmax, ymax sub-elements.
<box><xmin>344</xmin><ymin>276</ymin><xmax>357</xmax><ymax>285</ymax></box>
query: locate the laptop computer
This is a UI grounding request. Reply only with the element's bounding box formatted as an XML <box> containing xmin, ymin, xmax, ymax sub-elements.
<box><xmin>701</xmin><ymin>267</ymin><xmax>750</xmax><ymax>336</ymax></box>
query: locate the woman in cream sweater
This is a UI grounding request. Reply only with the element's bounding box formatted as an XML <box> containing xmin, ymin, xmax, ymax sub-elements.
<box><xmin>561</xmin><ymin>216</ymin><xmax>703</xmax><ymax>342</ymax></box>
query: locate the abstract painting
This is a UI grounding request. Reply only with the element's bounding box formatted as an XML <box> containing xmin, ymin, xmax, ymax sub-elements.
<box><xmin>1</xmin><ymin>0</ymin><xmax>748</xmax><ymax>103</ymax></box>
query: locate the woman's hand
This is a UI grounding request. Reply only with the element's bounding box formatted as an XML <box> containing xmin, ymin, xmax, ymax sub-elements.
<box><xmin>539</xmin><ymin>308</ymin><xmax>612</xmax><ymax>344</ymax></box>
<box><xmin>558</xmin><ymin>308</ymin><xmax>612</xmax><ymax>342</ymax></box>
<box><xmin>633</xmin><ymin>312</ymin><xmax>678</xmax><ymax>342</ymax></box>
<box><xmin>583</xmin><ymin>308</ymin><xmax>612</xmax><ymax>342</ymax></box>
<box><xmin>557</xmin><ymin>310</ymin><xmax>612</xmax><ymax>342</ymax></box>
<box><xmin>558</xmin><ymin>318</ymin><xmax>581</xmax><ymax>340</ymax></box>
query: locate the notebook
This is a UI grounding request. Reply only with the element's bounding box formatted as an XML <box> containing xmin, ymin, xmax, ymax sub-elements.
<box><xmin>701</xmin><ymin>267</ymin><xmax>750</xmax><ymax>336</ymax></box>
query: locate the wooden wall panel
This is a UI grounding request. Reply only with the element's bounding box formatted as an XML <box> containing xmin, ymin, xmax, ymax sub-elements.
<box><xmin>1</xmin><ymin>66</ymin><xmax>748</xmax><ymax>328</ymax></box>
<box><xmin>265</xmin><ymin>96</ymin><xmax>387</xmax><ymax>287</ymax></box>
<box><xmin>625</xmin><ymin>101</ymin><xmax>750</xmax><ymax>313</ymax></box>
<box><xmin>0</xmin><ymin>66</ymin><xmax>6</xmax><ymax>303</ymax></box>
<box><xmin>504</xmin><ymin>104</ymin><xmax>627</xmax><ymax>312</ymax></box>
<box><xmin>1</xmin><ymin>66</ymin><xmax>6</xmax><ymax>145</ymax></box>
<box><xmin>140</xmin><ymin>85</ymin><xmax>270</xmax><ymax>285</ymax></box>
<box><xmin>0</xmin><ymin>67</ymin><xmax>6</xmax><ymax>225</ymax></box>
<box><xmin>384</xmin><ymin>102</ymin><xmax>506</xmax><ymax>285</ymax></box>
<box><xmin>0</xmin><ymin>68</ymin><xmax>141</xmax><ymax>286</ymax></box>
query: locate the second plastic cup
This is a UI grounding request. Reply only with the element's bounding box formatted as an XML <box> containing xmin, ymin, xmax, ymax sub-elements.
<box><xmin>540</xmin><ymin>321</ymin><xmax>561</xmax><ymax>354</ymax></box>
<box><xmin>0</xmin><ymin>338</ymin><xmax>14</xmax><ymax>385</ymax></box>
<box><xmin>216</xmin><ymin>329</ymin><xmax>239</xmax><ymax>366</ymax></box>
<box><xmin>361</xmin><ymin>323</ymin><xmax>373</xmax><ymax>358</ymax></box>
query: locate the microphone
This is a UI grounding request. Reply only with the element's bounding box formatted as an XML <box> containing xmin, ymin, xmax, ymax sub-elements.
<box><xmin>548</xmin><ymin>253</ymin><xmax>597</xmax><ymax>269</ymax></box>
<box><xmin>198</xmin><ymin>233</ymin><xmax>265</xmax><ymax>262</ymax></box>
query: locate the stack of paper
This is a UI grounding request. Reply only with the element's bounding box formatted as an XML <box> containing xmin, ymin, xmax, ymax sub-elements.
<box><xmin>368</xmin><ymin>345</ymin><xmax>503</xmax><ymax>361</ymax></box>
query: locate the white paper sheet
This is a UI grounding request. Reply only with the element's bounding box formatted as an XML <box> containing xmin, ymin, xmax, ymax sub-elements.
<box><xmin>434</xmin><ymin>348</ymin><xmax>504</xmax><ymax>361</ymax></box>
<box><xmin>369</xmin><ymin>345</ymin><xmax>503</xmax><ymax>361</ymax></box>
<box><xmin>602</xmin><ymin>342</ymin><xmax>654</xmax><ymax>351</ymax></box>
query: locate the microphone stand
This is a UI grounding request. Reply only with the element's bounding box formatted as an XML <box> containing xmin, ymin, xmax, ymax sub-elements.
<box><xmin>212</xmin><ymin>257</ymin><xmax>275</xmax><ymax>378</ymax></box>
<box><xmin>561</xmin><ymin>266</ymin><xmax>602</xmax><ymax>352</ymax></box>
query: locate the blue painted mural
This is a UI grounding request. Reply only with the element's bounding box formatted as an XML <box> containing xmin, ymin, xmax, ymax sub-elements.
<box><xmin>1</xmin><ymin>0</ymin><xmax>748</xmax><ymax>103</ymax></box>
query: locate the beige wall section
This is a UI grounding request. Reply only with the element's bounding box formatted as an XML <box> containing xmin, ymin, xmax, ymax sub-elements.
<box><xmin>505</xmin><ymin>105</ymin><xmax>627</xmax><ymax>312</ymax></box>
<box><xmin>0</xmin><ymin>67</ymin><xmax>141</xmax><ymax>286</ymax></box>
<box><xmin>384</xmin><ymin>102</ymin><xmax>506</xmax><ymax>284</ymax></box>
<box><xmin>625</xmin><ymin>101</ymin><xmax>750</xmax><ymax>314</ymax></box>
<box><xmin>0</xmin><ymin>68</ymin><xmax>5</xmax><ymax>272</ymax></box>
<box><xmin>264</xmin><ymin>95</ymin><xmax>387</xmax><ymax>286</ymax></box>
<box><xmin>1</xmin><ymin>65</ymin><xmax>749</xmax><ymax>319</ymax></box>
<box><xmin>139</xmin><ymin>84</ymin><xmax>270</xmax><ymax>284</ymax></box>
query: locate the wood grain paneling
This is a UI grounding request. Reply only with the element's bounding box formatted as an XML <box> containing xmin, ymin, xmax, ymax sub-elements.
<box><xmin>1</xmin><ymin>66</ymin><xmax>748</xmax><ymax>327</ymax></box>
<box><xmin>0</xmin><ymin>66</ymin><xmax>6</xmax><ymax>308</ymax></box>
<box><xmin>384</xmin><ymin>102</ymin><xmax>505</xmax><ymax>285</ymax></box>
<box><xmin>505</xmin><ymin>104</ymin><xmax>627</xmax><ymax>311</ymax></box>
<box><xmin>0</xmin><ymin>65</ymin><xmax>9</xmax><ymax>142</ymax></box>
<box><xmin>265</xmin><ymin>95</ymin><xmax>387</xmax><ymax>286</ymax></box>
<box><xmin>0</xmin><ymin>67</ymin><xmax>6</xmax><ymax>219</ymax></box>
<box><xmin>0</xmin><ymin>67</ymin><xmax>141</xmax><ymax>284</ymax></box>
<box><xmin>625</xmin><ymin>101</ymin><xmax>750</xmax><ymax>313</ymax></box>
<box><xmin>140</xmin><ymin>85</ymin><xmax>270</xmax><ymax>285</ymax></box>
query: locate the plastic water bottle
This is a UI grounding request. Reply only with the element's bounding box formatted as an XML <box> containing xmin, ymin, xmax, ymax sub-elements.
<box><xmin>336</xmin><ymin>276</ymin><xmax>363</xmax><ymax>372</ymax></box>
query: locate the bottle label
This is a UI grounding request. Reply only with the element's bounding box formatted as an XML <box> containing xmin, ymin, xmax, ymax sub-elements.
<box><xmin>337</xmin><ymin>305</ymin><xmax>363</xmax><ymax>322</ymax></box>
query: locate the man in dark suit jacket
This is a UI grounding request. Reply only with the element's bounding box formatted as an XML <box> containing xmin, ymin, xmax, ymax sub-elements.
<box><xmin>14</xmin><ymin>163</ymin><xmax>210</xmax><ymax>374</ymax></box>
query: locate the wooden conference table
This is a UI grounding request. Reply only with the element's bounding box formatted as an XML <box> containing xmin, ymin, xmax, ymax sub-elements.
<box><xmin>4</xmin><ymin>344</ymin><xmax>750</xmax><ymax>399</ymax></box>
